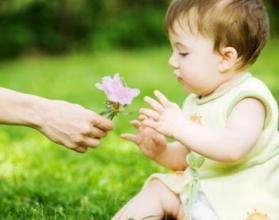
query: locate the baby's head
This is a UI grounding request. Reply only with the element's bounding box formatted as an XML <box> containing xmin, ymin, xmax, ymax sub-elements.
<box><xmin>166</xmin><ymin>0</ymin><xmax>269</xmax><ymax>71</ymax></box>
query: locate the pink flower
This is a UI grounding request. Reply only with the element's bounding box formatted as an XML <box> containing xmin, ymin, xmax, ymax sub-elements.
<box><xmin>96</xmin><ymin>73</ymin><xmax>140</xmax><ymax>105</ymax></box>
<box><xmin>96</xmin><ymin>73</ymin><xmax>140</xmax><ymax>119</ymax></box>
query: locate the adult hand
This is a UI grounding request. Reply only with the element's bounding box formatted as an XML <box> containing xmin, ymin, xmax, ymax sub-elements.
<box><xmin>38</xmin><ymin>99</ymin><xmax>114</xmax><ymax>153</ymax></box>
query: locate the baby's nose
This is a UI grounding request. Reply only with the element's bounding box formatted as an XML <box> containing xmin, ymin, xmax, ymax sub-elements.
<box><xmin>168</xmin><ymin>55</ymin><xmax>178</xmax><ymax>68</ymax></box>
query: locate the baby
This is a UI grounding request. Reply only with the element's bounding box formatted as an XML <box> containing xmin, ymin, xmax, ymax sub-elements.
<box><xmin>114</xmin><ymin>0</ymin><xmax>278</xmax><ymax>219</ymax></box>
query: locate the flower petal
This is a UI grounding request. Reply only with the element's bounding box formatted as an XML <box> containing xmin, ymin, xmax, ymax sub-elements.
<box><xmin>96</xmin><ymin>73</ymin><xmax>140</xmax><ymax>105</ymax></box>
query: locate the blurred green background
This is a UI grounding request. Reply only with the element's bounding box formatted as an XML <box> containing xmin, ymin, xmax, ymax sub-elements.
<box><xmin>0</xmin><ymin>0</ymin><xmax>170</xmax><ymax>58</ymax></box>
<box><xmin>0</xmin><ymin>0</ymin><xmax>278</xmax><ymax>58</ymax></box>
<box><xmin>0</xmin><ymin>0</ymin><xmax>278</xmax><ymax>219</ymax></box>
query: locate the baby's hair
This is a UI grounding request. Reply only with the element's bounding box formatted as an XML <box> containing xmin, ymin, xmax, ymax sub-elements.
<box><xmin>166</xmin><ymin>0</ymin><xmax>269</xmax><ymax>70</ymax></box>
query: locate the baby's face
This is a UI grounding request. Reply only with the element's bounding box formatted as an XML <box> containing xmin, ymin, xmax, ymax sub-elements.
<box><xmin>168</xmin><ymin>20</ymin><xmax>228</xmax><ymax>96</ymax></box>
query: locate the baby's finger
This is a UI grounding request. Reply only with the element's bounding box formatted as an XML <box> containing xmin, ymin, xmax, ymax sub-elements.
<box><xmin>142</xmin><ymin>119</ymin><xmax>158</xmax><ymax>130</ymax></box>
<box><xmin>121</xmin><ymin>133</ymin><xmax>138</xmax><ymax>144</ymax></box>
<box><xmin>154</xmin><ymin>90</ymin><xmax>172</xmax><ymax>107</ymax></box>
<box><xmin>138</xmin><ymin>114</ymin><xmax>148</xmax><ymax>121</ymax></box>
<box><xmin>140</xmin><ymin>108</ymin><xmax>160</xmax><ymax>121</ymax></box>
<box><xmin>152</xmin><ymin>135</ymin><xmax>166</xmax><ymax>148</ymax></box>
<box><xmin>130</xmin><ymin>120</ymin><xmax>141</xmax><ymax>129</ymax></box>
<box><xmin>144</xmin><ymin>96</ymin><xmax>164</xmax><ymax>113</ymax></box>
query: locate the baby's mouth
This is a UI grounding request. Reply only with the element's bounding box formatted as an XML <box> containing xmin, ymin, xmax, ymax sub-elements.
<box><xmin>173</xmin><ymin>72</ymin><xmax>184</xmax><ymax>84</ymax></box>
<box><xmin>176</xmin><ymin>76</ymin><xmax>184</xmax><ymax>83</ymax></box>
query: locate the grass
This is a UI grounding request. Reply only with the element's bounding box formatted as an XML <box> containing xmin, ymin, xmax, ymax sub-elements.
<box><xmin>0</xmin><ymin>38</ymin><xmax>278</xmax><ymax>219</ymax></box>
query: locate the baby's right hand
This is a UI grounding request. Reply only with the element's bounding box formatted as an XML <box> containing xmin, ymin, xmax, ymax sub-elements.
<box><xmin>121</xmin><ymin>119</ymin><xmax>167</xmax><ymax>160</ymax></box>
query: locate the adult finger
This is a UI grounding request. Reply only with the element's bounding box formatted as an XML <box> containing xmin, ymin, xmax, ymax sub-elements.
<box><xmin>144</xmin><ymin>96</ymin><xmax>164</xmax><ymax>113</ymax></box>
<box><xmin>81</xmin><ymin>137</ymin><xmax>101</xmax><ymax>148</ymax></box>
<box><xmin>92</xmin><ymin>114</ymin><xmax>114</xmax><ymax>131</ymax></box>
<box><xmin>73</xmin><ymin>145</ymin><xmax>88</xmax><ymax>153</ymax></box>
<box><xmin>154</xmin><ymin>90</ymin><xmax>171</xmax><ymax>108</ymax></box>
<box><xmin>84</xmin><ymin>126</ymin><xmax>107</xmax><ymax>138</ymax></box>
<box><xmin>121</xmin><ymin>133</ymin><xmax>138</xmax><ymax>144</ymax></box>
<box><xmin>140</xmin><ymin>108</ymin><xmax>160</xmax><ymax>121</ymax></box>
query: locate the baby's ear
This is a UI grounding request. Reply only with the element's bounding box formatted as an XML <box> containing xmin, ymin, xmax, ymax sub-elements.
<box><xmin>219</xmin><ymin>47</ymin><xmax>238</xmax><ymax>73</ymax></box>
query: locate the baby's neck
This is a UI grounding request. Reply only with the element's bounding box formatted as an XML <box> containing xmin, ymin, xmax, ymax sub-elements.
<box><xmin>202</xmin><ymin>70</ymin><xmax>249</xmax><ymax>98</ymax></box>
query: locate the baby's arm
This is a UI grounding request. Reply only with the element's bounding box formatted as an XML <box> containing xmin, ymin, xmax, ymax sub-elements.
<box><xmin>141</xmin><ymin>90</ymin><xmax>265</xmax><ymax>162</ymax></box>
<box><xmin>156</xmin><ymin>141</ymin><xmax>189</xmax><ymax>170</ymax></box>
<box><xmin>121</xmin><ymin>120</ymin><xmax>189</xmax><ymax>170</ymax></box>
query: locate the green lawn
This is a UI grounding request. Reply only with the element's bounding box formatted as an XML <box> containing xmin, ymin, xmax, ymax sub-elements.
<box><xmin>0</xmin><ymin>38</ymin><xmax>278</xmax><ymax>219</ymax></box>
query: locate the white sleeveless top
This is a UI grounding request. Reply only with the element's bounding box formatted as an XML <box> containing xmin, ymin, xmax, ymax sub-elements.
<box><xmin>147</xmin><ymin>73</ymin><xmax>279</xmax><ymax>220</ymax></box>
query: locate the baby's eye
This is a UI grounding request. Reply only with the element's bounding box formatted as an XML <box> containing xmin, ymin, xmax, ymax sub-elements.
<box><xmin>179</xmin><ymin>52</ymin><xmax>189</xmax><ymax>57</ymax></box>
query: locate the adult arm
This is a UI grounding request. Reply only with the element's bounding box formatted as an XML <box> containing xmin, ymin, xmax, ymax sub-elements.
<box><xmin>0</xmin><ymin>88</ymin><xmax>114</xmax><ymax>153</ymax></box>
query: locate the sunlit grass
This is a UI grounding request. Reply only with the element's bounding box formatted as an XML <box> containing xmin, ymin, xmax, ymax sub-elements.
<box><xmin>0</xmin><ymin>38</ymin><xmax>278</xmax><ymax>219</ymax></box>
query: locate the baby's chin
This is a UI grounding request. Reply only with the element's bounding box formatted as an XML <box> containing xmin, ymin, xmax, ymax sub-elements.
<box><xmin>183</xmin><ymin>84</ymin><xmax>197</xmax><ymax>94</ymax></box>
<box><xmin>183</xmin><ymin>85</ymin><xmax>207</xmax><ymax>97</ymax></box>
<box><xmin>183</xmin><ymin>87</ymin><xmax>192</xmax><ymax>93</ymax></box>
<box><xmin>180</xmin><ymin>80</ymin><xmax>207</xmax><ymax>95</ymax></box>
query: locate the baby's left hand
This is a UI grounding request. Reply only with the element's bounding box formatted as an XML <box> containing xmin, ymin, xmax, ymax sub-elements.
<box><xmin>140</xmin><ymin>90</ymin><xmax>186</xmax><ymax>138</ymax></box>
